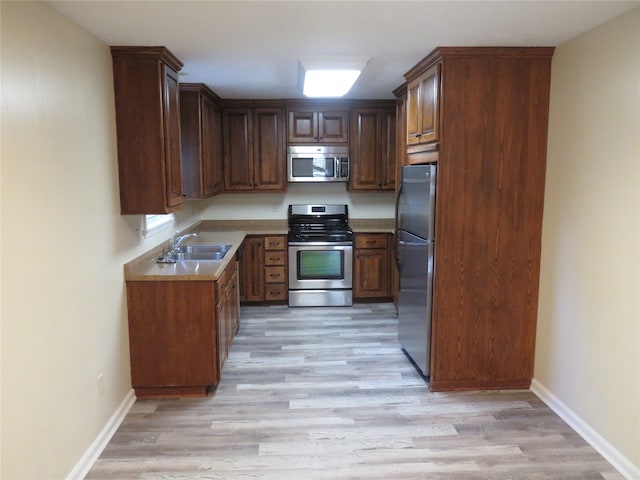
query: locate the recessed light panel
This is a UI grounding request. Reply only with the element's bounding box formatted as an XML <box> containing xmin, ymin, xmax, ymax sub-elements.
<box><xmin>300</xmin><ymin>58</ymin><xmax>369</xmax><ymax>97</ymax></box>
<box><xmin>303</xmin><ymin>69</ymin><xmax>361</xmax><ymax>97</ymax></box>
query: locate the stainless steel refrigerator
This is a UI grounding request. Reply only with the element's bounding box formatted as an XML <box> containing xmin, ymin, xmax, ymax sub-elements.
<box><xmin>396</xmin><ymin>164</ymin><xmax>437</xmax><ymax>377</ymax></box>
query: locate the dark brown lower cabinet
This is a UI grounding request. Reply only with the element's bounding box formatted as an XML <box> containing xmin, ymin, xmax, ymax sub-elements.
<box><xmin>353</xmin><ymin>233</ymin><xmax>392</xmax><ymax>299</ymax></box>
<box><xmin>126</xmin><ymin>260</ymin><xmax>239</xmax><ymax>398</ymax></box>
<box><xmin>240</xmin><ymin>235</ymin><xmax>287</xmax><ymax>303</ymax></box>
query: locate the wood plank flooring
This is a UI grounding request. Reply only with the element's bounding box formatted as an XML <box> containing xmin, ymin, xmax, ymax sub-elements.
<box><xmin>87</xmin><ymin>303</ymin><xmax>622</xmax><ymax>479</ymax></box>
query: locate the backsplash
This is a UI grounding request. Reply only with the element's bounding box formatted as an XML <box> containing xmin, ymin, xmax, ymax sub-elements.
<box><xmin>197</xmin><ymin>183</ymin><xmax>395</xmax><ymax>220</ymax></box>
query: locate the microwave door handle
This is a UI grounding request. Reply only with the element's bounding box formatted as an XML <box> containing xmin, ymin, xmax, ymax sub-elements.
<box><xmin>335</xmin><ymin>156</ymin><xmax>340</xmax><ymax>178</ymax></box>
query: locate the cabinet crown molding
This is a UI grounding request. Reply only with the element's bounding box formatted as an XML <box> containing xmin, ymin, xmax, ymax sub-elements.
<box><xmin>403</xmin><ymin>46</ymin><xmax>555</xmax><ymax>82</ymax></box>
<box><xmin>110</xmin><ymin>46</ymin><xmax>183</xmax><ymax>72</ymax></box>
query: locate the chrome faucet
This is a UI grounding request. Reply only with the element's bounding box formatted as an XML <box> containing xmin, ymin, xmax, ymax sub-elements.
<box><xmin>169</xmin><ymin>232</ymin><xmax>198</xmax><ymax>253</ymax></box>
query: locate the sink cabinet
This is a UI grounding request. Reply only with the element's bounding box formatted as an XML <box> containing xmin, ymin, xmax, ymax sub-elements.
<box><xmin>126</xmin><ymin>260</ymin><xmax>239</xmax><ymax>397</ymax></box>
<box><xmin>110</xmin><ymin>46</ymin><xmax>184</xmax><ymax>214</ymax></box>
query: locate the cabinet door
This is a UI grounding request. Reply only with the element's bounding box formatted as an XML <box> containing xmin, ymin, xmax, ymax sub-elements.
<box><xmin>253</xmin><ymin>108</ymin><xmax>285</xmax><ymax>191</ymax></box>
<box><xmin>354</xmin><ymin>234</ymin><xmax>391</xmax><ymax>298</ymax></box>
<box><xmin>350</xmin><ymin>109</ymin><xmax>380</xmax><ymax>190</ymax></box>
<box><xmin>228</xmin><ymin>266</ymin><xmax>240</xmax><ymax>335</ymax></box>
<box><xmin>353</xmin><ymin>248</ymin><xmax>389</xmax><ymax>298</ymax></box>
<box><xmin>240</xmin><ymin>236</ymin><xmax>264</xmax><ymax>302</ymax></box>
<box><xmin>318</xmin><ymin>111</ymin><xmax>348</xmax><ymax>143</ymax></box>
<box><xmin>127</xmin><ymin>281</ymin><xmax>218</xmax><ymax>389</ymax></box>
<box><xmin>406</xmin><ymin>62</ymin><xmax>440</xmax><ymax>146</ymax></box>
<box><xmin>418</xmin><ymin>63</ymin><xmax>440</xmax><ymax>144</ymax></box>
<box><xmin>380</xmin><ymin>108</ymin><xmax>396</xmax><ymax>189</ymax></box>
<box><xmin>406</xmin><ymin>78</ymin><xmax>422</xmax><ymax>145</ymax></box>
<box><xmin>162</xmin><ymin>65</ymin><xmax>184</xmax><ymax>208</ymax></box>
<box><xmin>217</xmin><ymin>291</ymin><xmax>228</xmax><ymax>371</ymax></box>
<box><xmin>179</xmin><ymin>89</ymin><xmax>201</xmax><ymax>198</ymax></box>
<box><xmin>111</xmin><ymin>47</ymin><xmax>184</xmax><ymax>214</ymax></box>
<box><xmin>350</xmin><ymin>108</ymin><xmax>395</xmax><ymax>191</ymax></box>
<box><xmin>202</xmin><ymin>94</ymin><xmax>223</xmax><ymax>196</ymax></box>
<box><xmin>223</xmin><ymin>108</ymin><xmax>254</xmax><ymax>191</ymax></box>
<box><xmin>180</xmin><ymin>87</ymin><xmax>222</xmax><ymax>199</ymax></box>
<box><xmin>287</xmin><ymin>110</ymin><xmax>317</xmax><ymax>143</ymax></box>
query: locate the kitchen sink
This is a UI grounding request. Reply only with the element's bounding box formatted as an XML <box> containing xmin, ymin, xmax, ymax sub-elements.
<box><xmin>156</xmin><ymin>244</ymin><xmax>232</xmax><ymax>263</ymax></box>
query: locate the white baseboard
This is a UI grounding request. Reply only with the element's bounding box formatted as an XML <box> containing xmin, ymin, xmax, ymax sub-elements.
<box><xmin>530</xmin><ymin>378</ymin><xmax>639</xmax><ymax>480</ymax></box>
<box><xmin>66</xmin><ymin>389</ymin><xmax>136</xmax><ymax>480</ymax></box>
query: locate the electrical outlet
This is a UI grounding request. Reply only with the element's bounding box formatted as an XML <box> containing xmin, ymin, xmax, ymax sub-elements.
<box><xmin>97</xmin><ymin>373</ymin><xmax>105</xmax><ymax>398</ymax></box>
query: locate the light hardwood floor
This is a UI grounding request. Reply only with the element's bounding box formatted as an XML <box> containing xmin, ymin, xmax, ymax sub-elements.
<box><xmin>87</xmin><ymin>303</ymin><xmax>622</xmax><ymax>479</ymax></box>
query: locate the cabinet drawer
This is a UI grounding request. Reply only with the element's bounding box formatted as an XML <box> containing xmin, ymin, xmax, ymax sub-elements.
<box><xmin>356</xmin><ymin>234</ymin><xmax>388</xmax><ymax>249</ymax></box>
<box><xmin>265</xmin><ymin>284</ymin><xmax>287</xmax><ymax>301</ymax></box>
<box><xmin>264</xmin><ymin>266</ymin><xmax>286</xmax><ymax>283</ymax></box>
<box><xmin>264</xmin><ymin>235</ymin><xmax>286</xmax><ymax>250</ymax></box>
<box><xmin>264</xmin><ymin>251</ymin><xmax>286</xmax><ymax>266</ymax></box>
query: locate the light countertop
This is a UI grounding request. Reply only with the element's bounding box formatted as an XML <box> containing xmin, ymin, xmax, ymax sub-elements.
<box><xmin>124</xmin><ymin>218</ymin><xmax>395</xmax><ymax>281</ymax></box>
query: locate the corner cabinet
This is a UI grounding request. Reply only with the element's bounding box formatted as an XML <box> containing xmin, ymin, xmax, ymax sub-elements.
<box><xmin>350</xmin><ymin>105</ymin><xmax>396</xmax><ymax>191</ymax></box>
<box><xmin>180</xmin><ymin>83</ymin><xmax>223</xmax><ymax>198</ymax></box>
<box><xmin>126</xmin><ymin>260</ymin><xmax>240</xmax><ymax>398</ymax></box>
<box><xmin>222</xmin><ymin>103</ymin><xmax>286</xmax><ymax>192</ymax></box>
<box><xmin>400</xmin><ymin>47</ymin><xmax>554</xmax><ymax>392</ymax></box>
<box><xmin>110</xmin><ymin>46</ymin><xmax>184</xmax><ymax>214</ymax></box>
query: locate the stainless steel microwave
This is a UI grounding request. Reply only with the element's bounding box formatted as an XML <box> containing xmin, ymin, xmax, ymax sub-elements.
<box><xmin>287</xmin><ymin>145</ymin><xmax>350</xmax><ymax>183</ymax></box>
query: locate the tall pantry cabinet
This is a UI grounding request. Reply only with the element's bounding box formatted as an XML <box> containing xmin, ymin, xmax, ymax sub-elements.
<box><xmin>399</xmin><ymin>47</ymin><xmax>554</xmax><ymax>392</ymax></box>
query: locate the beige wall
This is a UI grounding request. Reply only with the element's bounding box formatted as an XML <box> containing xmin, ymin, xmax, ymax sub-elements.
<box><xmin>199</xmin><ymin>184</ymin><xmax>395</xmax><ymax>220</ymax></box>
<box><xmin>536</xmin><ymin>7</ymin><xmax>640</xmax><ymax>473</ymax></box>
<box><xmin>3</xmin><ymin>1</ymin><xmax>638</xmax><ymax>478</ymax></box>
<box><xmin>0</xmin><ymin>2</ymin><xmax>199</xmax><ymax>478</ymax></box>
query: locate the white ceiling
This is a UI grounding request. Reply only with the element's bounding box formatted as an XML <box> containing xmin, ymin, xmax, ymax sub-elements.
<box><xmin>47</xmin><ymin>1</ymin><xmax>639</xmax><ymax>100</ymax></box>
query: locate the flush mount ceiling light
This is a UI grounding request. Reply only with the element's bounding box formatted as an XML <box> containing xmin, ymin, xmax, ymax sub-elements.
<box><xmin>300</xmin><ymin>58</ymin><xmax>369</xmax><ymax>97</ymax></box>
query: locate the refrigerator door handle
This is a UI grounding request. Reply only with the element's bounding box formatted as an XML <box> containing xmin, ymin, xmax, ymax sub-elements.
<box><xmin>394</xmin><ymin>183</ymin><xmax>403</xmax><ymax>232</ymax></box>
<box><xmin>394</xmin><ymin>184</ymin><xmax>404</xmax><ymax>271</ymax></box>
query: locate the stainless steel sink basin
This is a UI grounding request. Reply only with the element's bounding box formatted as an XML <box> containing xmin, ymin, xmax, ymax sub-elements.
<box><xmin>156</xmin><ymin>244</ymin><xmax>232</xmax><ymax>263</ymax></box>
<box><xmin>177</xmin><ymin>244</ymin><xmax>232</xmax><ymax>255</ymax></box>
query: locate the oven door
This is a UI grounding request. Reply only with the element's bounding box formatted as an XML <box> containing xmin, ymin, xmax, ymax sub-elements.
<box><xmin>288</xmin><ymin>243</ymin><xmax>353</xmax><ymax>290</ymax></box>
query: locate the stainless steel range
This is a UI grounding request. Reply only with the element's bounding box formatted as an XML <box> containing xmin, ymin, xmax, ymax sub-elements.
<box><xmin>288</xmin><ymin>204</ymin><xmax>353</xmax><ymax>307</ymax></box>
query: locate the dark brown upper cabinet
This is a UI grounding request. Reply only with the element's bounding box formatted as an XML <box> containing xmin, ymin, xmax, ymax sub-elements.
<box><xmin>287</xmin><ymin>106</ymin><xmax>349</xmax><ymax>144</ymax></box>
<box><xmin>179</xmin><ymin>84</ymin><xmax>223</xmax><ymax>199</ymax></box>
<box><xmin>222</xmin><ymin>102</ymin><xmax>286</xmax><ymax>192</ymax></box>
<box><xmin>406</xmin><ymin>62</ymin><xmax>440</xmax><ymax>148</ymax></box>
<box><xmin>350</xmin><ymin>105</ymin><xmax>396</xmax><ymax>191</ymax></box>
<box><xmin>110</xmin><ymin>46</ymin><xmax>184</xmax><ymax>214</ymax></box>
